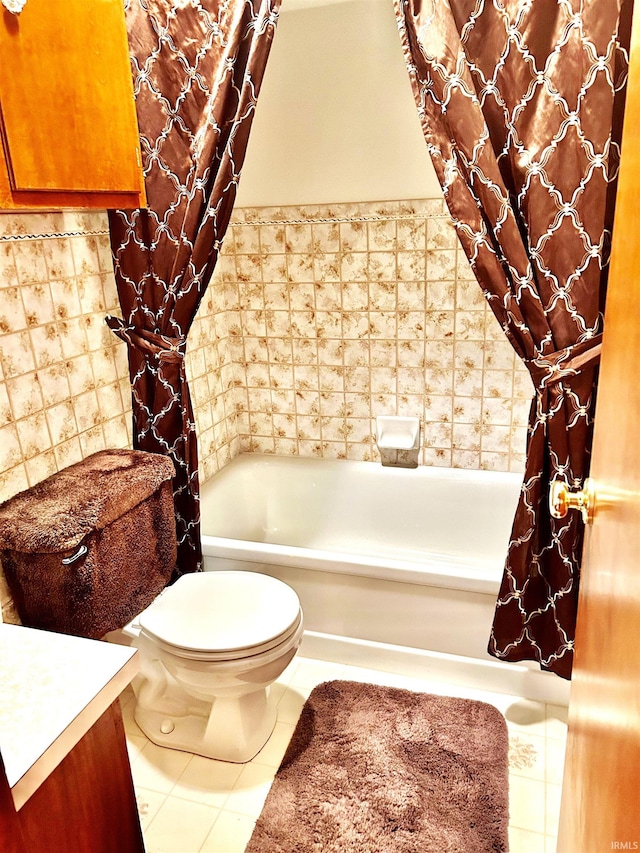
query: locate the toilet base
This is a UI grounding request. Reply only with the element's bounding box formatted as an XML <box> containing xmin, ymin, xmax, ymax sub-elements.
<box><xmin>134</xmin><ymin>686</ymin><xmax>278</xmax><ymax>763</ymax></box>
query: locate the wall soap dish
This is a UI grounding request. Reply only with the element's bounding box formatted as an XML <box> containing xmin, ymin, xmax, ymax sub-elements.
<box><xmin>376</xmin><ymin>416</ymin><xmax>420</xmax><ymax>468</ymax></box>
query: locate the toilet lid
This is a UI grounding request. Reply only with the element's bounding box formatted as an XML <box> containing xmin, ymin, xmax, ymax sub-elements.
<box><xmin>138</xmin><ymin>571</ymin><xmax>302</xmax><ymax>654</ymax></box>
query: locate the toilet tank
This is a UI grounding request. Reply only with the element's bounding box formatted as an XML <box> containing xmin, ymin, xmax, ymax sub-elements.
<box><xmin>0</xmin><ymin>449</ymin><xmax>177</xmax><ymax>639</ymax></box>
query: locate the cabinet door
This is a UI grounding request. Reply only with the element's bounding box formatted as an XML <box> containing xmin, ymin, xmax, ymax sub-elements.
<box><xmin>0</xmin><ymin>753</ymin><xmax>27</xmax><ymax>853</ymax></box>
<box><xmin>4</xmin><ymin>703</ymin><xmax>144</xmax><ymax>853</ymax></box>
<box><xmin>0</xmin><ymin>0</ymin><xmax>145</xmax><ymax>208</ymax></box>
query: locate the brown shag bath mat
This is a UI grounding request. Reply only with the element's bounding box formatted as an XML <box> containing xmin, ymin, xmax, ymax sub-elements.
<box><xmin>246</xmin><ymin>680</ymin><xmax>509</xmax><ymax>852</ymax></box>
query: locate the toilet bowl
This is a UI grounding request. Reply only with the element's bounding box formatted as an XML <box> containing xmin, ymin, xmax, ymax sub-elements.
<box><xmin>129</xmin><ymin>571</ymin><xmax>303</xmax><ymax>763</ymax></box>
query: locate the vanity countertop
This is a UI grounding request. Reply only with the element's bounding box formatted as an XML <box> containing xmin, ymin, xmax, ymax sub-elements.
<box><xmin>0</xmin><ymin>622</ymin><xmax>139</xmax><ymax>810</ymax></box>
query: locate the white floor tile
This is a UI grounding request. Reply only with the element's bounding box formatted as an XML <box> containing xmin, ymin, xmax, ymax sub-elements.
<box><xmin>171</xmin><ymin>754</ymin><xmax>244</xmax><ymax>808</ymax></box>
<box><xmin>274</xmin><ymin>684</ymin><xmax>310</xmax><ymax>725</ymax></box>
<box><xmin>131</xmin><ymin>740</ymin><xmax>194</xmax><ymax>794</ymax></box>
<box><xmin>267</xmin><ymin>680</ymin><xmax>290</xmax><ymax>707</ymax></box>
<box><xmin>222</xmin><ymin>762</ymin><xmax>275</xmax><ymax>819</ymax></box>
<box><xmin>546</xmin><ymin>833</ymin><xmax>559</xmax><ymax>852</ymax></box>
<box><xmin>509</xmin><ymin>732</ymin><xmax>546</xmax><ymax>782</ymax></box>
<box><xmin>509</xmin><ymin>826</ymin><xmax>547</xmax><ymax>853</ymax></box>
<box><xmin>545</xmin><ymin>704</ymin><xmax>569</xmax><ymax>739</ymax></box>
<box><xmin>546</xmin><ymin>737</ymin><xmax>567</xmax><ymax>786</ymax></box>
<box><xmin>289</xmin><ymin>657</ymin><xmax>345</xmax><ymax>688</ymax></box>
<box><xmin>275</xmin><ymin>656</ymin><xmax>300</xmax><ymax>687</ymax></box>
<box><xmin>339</xmin><ymin>663</ymin><xmax>404</xmax><ymax>687</ymax></box>
<box><xmin>143</xmin><ymin>795</ymin><xmax>219</xmax><ymax>853</ymax></box>
<box><xmin>509</xmin><ymin>775</ymin><xmax>547</xmax><ymax>833</ymax></box>
<box><xmin>126</xmin><ymin>732</ymin><xmax>149</xmax><ymax>765</ymax></box>
<box><xmin>200</xmin><ymin>811</ymin><xmax>257</xmax><ymax>853</ymax></box>
<box><xmin>134</xmin><ymin>787</ymin><xmax>168</xmax><ymax>830</ymax></box>
<box><xmin>545</xmin><ymin>782</ymin><xmax>562</xmax><ymax>838</ymax></box>
<box><xmin>509</xmin><ymin>828</ymin><xmax>546</xmax><ymax>853</ymax></box>
<box><xmin>375</xmin><ymin>671</ymin><xmax>442</xmax><ymax>691</ymax></box>
<box><xmin>251</xmin><ymin>720</ymin><xmax>295</xmax><ymax>769</ymax></box>
<box><xmin>457</xmin><ymin>687</ymin><xmax>521</xmax><ymax>713</ymax></box>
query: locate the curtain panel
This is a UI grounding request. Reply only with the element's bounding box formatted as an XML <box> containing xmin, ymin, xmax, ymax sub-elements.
<box><xmin>394</xmin><ymin>0</ymin><xmax>630</xmax><ymax>678</ymax></box>
<box><xmin>107</xmin><ymin>0</ymin><xmax>281</xmax><ymax>577</ymax></box>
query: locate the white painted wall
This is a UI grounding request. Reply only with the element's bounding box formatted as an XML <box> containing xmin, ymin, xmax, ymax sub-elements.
<box><xmin>235</xmin><ymin>0</ymin><xmax>442</xmax><ymax>207</ymax></box>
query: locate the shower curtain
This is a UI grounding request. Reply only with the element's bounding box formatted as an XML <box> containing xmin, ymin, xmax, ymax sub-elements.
<box><xmin>107</xmin><ymin>0</ymin><xmax>281</xmax><ymax>577</ymax></box>
<box><xmin>394</xmin><ymin>0</ymin><xmax>630</xmax><ymax>678</ymax></box>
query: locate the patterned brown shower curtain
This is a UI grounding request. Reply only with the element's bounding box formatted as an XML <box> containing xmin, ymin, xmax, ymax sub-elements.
<box><xmin>107</xmin><ymin>0</ymin><xmax>281</xmax><ymax>577</ymax></box>
<box><xmin>394</xmin><ymin>0</ymin><xmax>630</xmax><ymax>678</ymax></box>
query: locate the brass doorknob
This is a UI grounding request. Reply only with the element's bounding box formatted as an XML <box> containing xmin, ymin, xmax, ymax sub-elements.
<box><xmin>549</xmin><ymin>478</ymin><xmax>595</xmax><ymax>524</ymax></box>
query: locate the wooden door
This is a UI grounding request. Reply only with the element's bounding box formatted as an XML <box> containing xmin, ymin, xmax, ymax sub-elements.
<box><xmin>556</xmin><ymin>2</ymin><xmax>640</xmax><ymax>849</ymax></box>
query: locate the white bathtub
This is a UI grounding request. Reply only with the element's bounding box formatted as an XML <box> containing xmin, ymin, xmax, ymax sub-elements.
<box><xmin>201</xmin><ymin>454</ymin><xmax>570</xmax><ymax>704</ymax></box>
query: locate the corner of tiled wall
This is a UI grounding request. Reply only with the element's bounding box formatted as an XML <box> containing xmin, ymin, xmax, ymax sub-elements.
<box><xmin>0</xmin><ymin>210</ymin><xmax>134</xmax><ymax>622</ymax></box>
<box><xmin>186</xmin><ymin>277</ymin><xmax>242</xmax><ymax>484</ymax></box>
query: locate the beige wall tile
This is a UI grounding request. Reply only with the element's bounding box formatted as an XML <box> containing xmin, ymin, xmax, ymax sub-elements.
<box><xmin>0</xmin><ymin>423</ymin><xmax>22</xmax><ymax>470</ymax></box>
<box><xmin>0</xmin><ymin>212</ymin><xmax>136</xmax><ymax>618</ymax></box>
<box><xmin>0</xmin><ymin>463</ymin><xmax>29</xmax><ymax>504</ymax></box>
<box><xmin>12</xmin><ymin>241</ymin><xmax>50</xmax><ymax>285</ymax></box>
<box><xmin>2</xmin><ymin>197</ymin><xmax>533</xmax><ymax>511</ymax></box>
<box><xmin>0</xmin><ymin>330</ymin><xmax>36</xmax><ymax>377</ymax></box>
<box><xmin>42</xmin><ymin>238</ymin><xmax>75</xmax><ymax>279</ymax></box>
<box><xmin>71</xmin><ymin>236</ymin><xmax>102</xmax><ymax>276</ymax></box>
<box><xmin>25</xmin><ymin>450</ymin><xmax>57</xmax><ymax>487</ymax></box>
<box><xmin>1</xmin><ymin>287</ymin><xmax>28</xmax><ymax>334</ymax></box>
<box><xmin>15</xmin><ymin>411</ymin><xmax>51</xmax><ymax>459</ymax></box>
<box><xmin>0</xmin><ymin>382</ymin><xmax>11</xmax><ymax>426</ymax></box>
<box><xmin>0</xmin><ymin>244</ymin><xmax>18</xmax><ymax>288</ymax></box>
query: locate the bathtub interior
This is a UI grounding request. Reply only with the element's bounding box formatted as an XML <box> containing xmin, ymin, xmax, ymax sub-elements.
<box><xmin>200</xmin><ymin>453</ymin><xmax>523</xmax><ymax>568</ymax></box>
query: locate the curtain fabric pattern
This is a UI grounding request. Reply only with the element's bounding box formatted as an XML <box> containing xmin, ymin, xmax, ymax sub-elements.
<box><xmin>107</xmin><ymin>0</ymin><xmax>281</xmax><ymax>577</ymax></box>
<box><xmin>394</xmin><ymin>0</ymin><xmax>628</xmax><ymax>678</ymax></box>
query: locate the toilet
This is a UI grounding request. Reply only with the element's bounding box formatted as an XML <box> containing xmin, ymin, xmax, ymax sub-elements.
<box><xmin>0</xmin><ymin>449</ymin><xmax>302</xmax><ymax>764</ymax></box>
<box><xmin>127</xmin><ymin>571</ymin><xmax>304</xmax><ymax>763</ymax></box>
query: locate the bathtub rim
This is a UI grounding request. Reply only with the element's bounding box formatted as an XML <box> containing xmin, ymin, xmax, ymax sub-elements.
<box><xmin>200</xmin><ymin>534</ymin><xmax>503</xmax><ymax>595</ymax></box>
<box><xmin>201</xmin><ymin>451</ymin><xmax>524</xmax><ymax>487</ymax></box>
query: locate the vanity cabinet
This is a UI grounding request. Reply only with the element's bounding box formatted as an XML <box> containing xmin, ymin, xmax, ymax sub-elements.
<box><xmin>0</xmin><ymin>0</ymin><xmax>146</xmax><ymax>210</ymax></box>
<box><xmin>0</xmin><ymin>703</ymin><xmax>144</xmax><ymax>853</ymax></box>
<box><xmin>0</xmin><ymin>624</ymin><xmax>144</xmax><ymax>853</ymax></box>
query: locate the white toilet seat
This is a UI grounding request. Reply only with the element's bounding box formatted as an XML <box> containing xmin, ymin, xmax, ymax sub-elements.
<box><xmin>138</xmin><ymin>571</ymin><xmax>302</xmax><ymax>661</ymax></box>
<box><xmin>141</xmin><ymin>611</ymin><xmax>304</xmax><ymax>663</ymax></box>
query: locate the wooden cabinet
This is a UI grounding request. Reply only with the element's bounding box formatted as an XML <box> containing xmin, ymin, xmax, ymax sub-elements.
<box><xmin>0</xmin><ymin>0</ymin><xmax>146</xmax><ymax>210</ymax></box>
<box><xmin>0</xmin><ymin>702</ymin><xmax>145</xmax><ymax>853</ymax></box>
<box><xmin>0</xmin><ymin>624</ymin><xmax>144</xmax><ymax>852</ymax></box>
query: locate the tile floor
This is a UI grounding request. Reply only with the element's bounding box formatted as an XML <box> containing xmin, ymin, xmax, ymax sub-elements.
<box><xmin>121</xmin><ymin>655</ymin><xmax>567</xmax><ymax>853</ymax></box>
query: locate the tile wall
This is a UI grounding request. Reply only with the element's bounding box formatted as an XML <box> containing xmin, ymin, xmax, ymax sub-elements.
<box><xmin>0</xmin><ymin>211</ymin><xmax>131</xmax><ymax>621</ymax></box>
<box><xmin>194</xmin><ymin>198</ymin><xmax>533</xmax><ymax>480</ymax></box>
<box><xmin>0</xmin><ymin>198</ymin><xmax>534</xmax><ymax>621</ymax></box>
<box><xmin>184</xmin><ymin>267</ymin><xmax>242</xmax><ymax>477</ymax></box>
